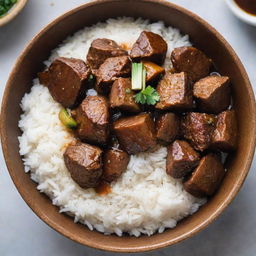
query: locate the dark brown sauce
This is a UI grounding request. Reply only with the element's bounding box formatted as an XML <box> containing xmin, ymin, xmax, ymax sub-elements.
<box><xmin>234</xmin><ymin>0</ymin><xmax>256</xmax><ymax>15</ymax></box>
<box><xmin>95</xmin><ymin>181</ymin><xmax>112</xmax><ymax>195</ymax></box>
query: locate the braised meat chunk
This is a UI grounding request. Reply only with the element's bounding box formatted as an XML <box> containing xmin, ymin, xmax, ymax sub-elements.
<box><xmin>171</xmin><ymin>46</ymin><xmax>211</xmax><ymax>82</ymax></box>
<box><xmin>110</xmin><ymin>78</ymin><xmax>140</xmax><ymax>113</ymax></box>
<box><xmin>184</xmin><ymin>153</ymin><xmax>225</xmax><ymax>197</ymax></box>
<box><xmin>74</xmin><ymin>96</ymin><xmax>109</xmax><ymax>145</ymax></box>
<box><xmin>142</xmin><ymin>61</ymin><xmax>165</xmax><ymax>83</ymax></box>
<box><xmin>155</xmin><ymin>71</ymin><xmax>193</xmax><ymax>110</ymax></box>
<box><xmin>166</xmin><ymin>140</ymin><xmax>200</xmax><ymax>179</ymax></box>
<box><xmin>211</xmin><ymin>110</ymin><xmax>237</xmax><ymax>151</ymax></box>
<box><xmin>86</xmin><ymin>38</ymin><xmax>127</xmax><ymax>71</ymax></box>
<box><xmin>182</xmin><ymin>112</ymin><xmax>216</xmax><ymax>152</ymax></box>
<box><xmin>130</xmin><ymin>31</ymin><xmax>168</xmax><ymax>65</ymax></box>
<box><xmin>96</xmin><ymin>56</ymin><xmax>131</xmax><ymax>94</ymax></box>
<box><xmin>38</xmin><ymin>57</ymin><xmax>90</xmax><ymax>108</ymax></box>
<box><xmin>102</xmin><ymin>149</ymin><xmax>130</xmax><ymax>182</ymax></box>
<box><xmin>47</xmin><ymin>35</ymin><xmax>237</xmax><ymax>199</ymax></box>
<box><xmin>113</xmin><ymin>113</ymin><xmax>157</xmax><ymax>154</ymax></box>
<box><xmin>193</xmin><ymin>76</ymin><xmax>231</xmax><ymax>113</ymax></box>
<box><xmin>156</xmin><ymin>113</ymin><xmax>180</xmax><ymax>144</ymax></box>
<box><xmin>64</xmin><ymin>142</ymin><xmax>103</xmax><ymax>188</ymax></box>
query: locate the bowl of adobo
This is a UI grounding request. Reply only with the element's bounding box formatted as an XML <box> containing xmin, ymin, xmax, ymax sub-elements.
<box><xmin>1</xmin><ymin>0</ymin><xmax>255</xmax><ymax>252</ymax></box>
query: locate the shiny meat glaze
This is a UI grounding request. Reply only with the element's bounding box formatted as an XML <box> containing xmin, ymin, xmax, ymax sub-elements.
<box><xmin>74</xmin><ymin>96</ymin><xmax>109</xmax><ymax>145</ymax></box>
<box><xmin>211</xmin><ymin>110</ymin><xmax>238</xmax><ymax>151</ymax></box>
<box><xmin>143</xmin><ymin>61</ymin><xmax>165</xmax><ymax>83</ymax></box>
<box><xmin>166</xmin><ymin>140</ymin><xmax>200</xmax><ymax>179</ymax></box>
<box><xmin>182</xmin><ymin>112</ymin><xmax>216</xmax><ymax>152</ymax></box>
<box><xmin>193</xmin><ymin>75</ymin><xmax>231</xmax><ymax>113</ymax></box>
<box><xmin>171</xmin><ymin>46</ymin><xmax>211</xmax><ymax>82</ymax></box>
<box><xmin>184</xmin><ymin>154</ymin><xmax>225</xmax><ymax>197</ymax></box>
<box><xmin>64</xmin><ymin>142</ymin><xmax>103</xmax><ymax>188</ymax></box>
<box><xmin>86</xmin><ymin>38</ymin><xmax>127</xmax><ymax>71</ymax></box>
<box><xmin>102</xmin><ymin>149</ymin><xmax>130</xmax><ymax>182</ymax></box>
<box><xmin>155</xmin><ymin>112</ymin><xmax>180</xmax><ymax>144</ymax></box>
<box><xmin>130</xmin><ymin>31</ymin><xmax>168</xmax><ymax>65</ymax></box>
<box><xmin>109</xmin><ymin>78</ymin><xmax>140</xmax><ymax>113</ymax></box>
<box><xmin>156</xmin><ymin>71</ymin><xmax>193</xmax><ymax>110</ymax></box>
<box><xmin>113</xmin><ymin>113</ymin><xmax>157</xmax><ymax>154</ymax></box>
<box><xmin>96</xmin><ymin>56</ymin><xmax>131</xmax><ymax>94</ymax></box>
<box><xmin>38</xmin><ymin>57</ymin><xmax>90</xmax><ymax>108</ymax></box>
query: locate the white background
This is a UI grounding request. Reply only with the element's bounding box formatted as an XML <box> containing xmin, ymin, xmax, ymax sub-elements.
<box><xmin>0</xmin><ymin>0</ymin><xmax>255</xmax><ymax>255</ymax></box>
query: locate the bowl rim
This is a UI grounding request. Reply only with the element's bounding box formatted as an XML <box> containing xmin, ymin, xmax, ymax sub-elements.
<box><xmin>1</xmin><ymin>0</ymin><xmax>256</xmax><ymax>252</ymax></box>
<box><xmin>0</xmin><ymin>0</ymin><xmax>28</xmax><ymax>27</ymax></box>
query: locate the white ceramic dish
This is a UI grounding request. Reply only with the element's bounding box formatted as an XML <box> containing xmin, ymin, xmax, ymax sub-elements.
<box><xmin>225</xmin><ymin>0</ymin><xmax>256</xmax><ymax>26</ymax></box>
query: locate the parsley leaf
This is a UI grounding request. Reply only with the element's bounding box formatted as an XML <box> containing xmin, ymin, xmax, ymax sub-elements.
<box><xmin>134</xmin><ymin>86</ymin><xmax>160</xmax><ymax>105</ymax></box>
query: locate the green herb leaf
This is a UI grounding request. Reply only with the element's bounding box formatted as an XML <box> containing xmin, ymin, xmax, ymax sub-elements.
<box><xmin>135</xmin><ymin>92</ymin><xmax>146</xmax><ymax>104</ymax></box>
<box><xmin>207</xmin><ymin>117</ymin><xmax>215</xmax><ymax>126</ymax></box>
<box><xmin>88</xmin><ymin>74</ymin><xmax>94</xmax><ymax>81</ymax></box>
<box><xmin>125</xmin><ymin>88</ymin><xmax>131</xmax><ymax>94</ymax></box>
<box><xmin>134</xmin><ymin>86</ymin><xmax>160</xmax><ymax>105</ymax></box>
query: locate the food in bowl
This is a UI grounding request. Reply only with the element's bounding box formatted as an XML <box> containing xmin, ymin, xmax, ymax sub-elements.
<box><xmin>234</xmin><ymin>0</ymin><xmax>256</xmax><ymax>16</ymax></box>
<box><xmin>0</xmin><ymin>0</ymin><xmax>17</xmax><ymax>17</ymax></box>
<box><xmin>18</xmin><ymin>17</ymin><xmax>237</xmax><ymax>237</ymax></box>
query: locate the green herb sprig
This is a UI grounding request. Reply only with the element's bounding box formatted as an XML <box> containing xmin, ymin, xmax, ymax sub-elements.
<box><xmin>134</xmin><ymin>85</ymin><xmax>160</xmax><ymax>105</ymax></box>
<box><xmin>131</xmin><ymin>62</ymin><xmax>160</xmax><ymax>106</ymax></box>
<box><xmin>88</xmin><ymin>74</ymin><xmax>94</xmax><ymax>81</ymax></box>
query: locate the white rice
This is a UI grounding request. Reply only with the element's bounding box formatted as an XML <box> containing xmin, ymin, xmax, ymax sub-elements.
<box><xmin>18</xmin><ymin>17</ymin><xmax>205</xmax><ymax>237</ymax></box>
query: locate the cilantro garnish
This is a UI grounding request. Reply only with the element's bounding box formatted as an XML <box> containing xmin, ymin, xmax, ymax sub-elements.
<box><xmin>134</xmin><ymin>85</ymin><xmax>160</xmax><ymax>105</ymax></box>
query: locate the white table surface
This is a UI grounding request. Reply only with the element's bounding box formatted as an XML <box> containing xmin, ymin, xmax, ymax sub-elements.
<box><xmin>0</xmin><ymin>0</ymin><xmax>255</xmax><ymax>255</ymax></box>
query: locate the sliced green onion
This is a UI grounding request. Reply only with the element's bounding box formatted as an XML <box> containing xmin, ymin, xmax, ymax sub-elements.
<box><xmin>59</xmin><ymin>108</ymin><xmax>77</xmax><ymax>129</ymax></box>
<box><xmin>125</xmin><ymin>88</ymin><xmax>131</xmax><ymax>94</ymax></box>
<box><xmin>88</xmin><ymin>74</ymin><xmax>94</xmax><ymax>81</ymax></box>
<box><xmin>142</xmin><ymin>66</ymin><xmax>146</xmax><ymax>90</ymax></box>
<box><xmin>132</xmin><ymin>63</ymin><xmax>140</xmax><ymax>90</ymax></box>
<box><xmin>131</xmin><ymin>62</ymin><xmax>146</xmax><ymax>90</ymax></box>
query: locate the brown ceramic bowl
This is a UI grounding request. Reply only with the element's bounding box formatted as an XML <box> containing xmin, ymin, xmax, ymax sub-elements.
<box><xmin>1</xmin><ymin>0</ymin><xmax>256</xmax><ymax>252</ymax></box>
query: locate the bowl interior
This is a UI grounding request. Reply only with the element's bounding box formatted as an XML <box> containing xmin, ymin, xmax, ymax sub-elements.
<box><xmin>1</xmin><ymin>0</ymin><xmax>256</xmax><ymax>252</ymax></box>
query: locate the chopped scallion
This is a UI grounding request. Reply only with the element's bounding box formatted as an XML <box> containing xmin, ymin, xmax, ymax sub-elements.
<box><xmin>59</xmin><ymin>108</ymin><xmax>78</xmax><ymax>129</ymax></box>
<box><xmin>131</xmin><ymin>62</ymin><xmax>146</xmax><ymax>90</ymax></box>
